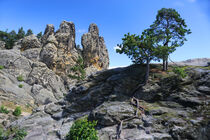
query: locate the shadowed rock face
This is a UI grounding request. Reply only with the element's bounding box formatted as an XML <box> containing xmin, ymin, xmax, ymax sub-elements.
<box><xmin>8</xmin><ymin>65</ymin><xmax>210</xmax><ymax>140</ymax></box>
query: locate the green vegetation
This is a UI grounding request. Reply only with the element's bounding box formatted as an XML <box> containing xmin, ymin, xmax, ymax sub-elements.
<box><xmin>150</xmin><ymin>8</ymin><xmax>191</xmax><ymax>71</ymax></box>
<box><xmin>0</xmin><ymin>105</ymin><xmax>9</xmax><ymax>114</ymax></box>
<box><xmin>18</xmin><ymin>84</ymin><xmax>23</xmax><ymax>88</ymax></box>
<box><xmin>12</xmin><ymin>129</ymin><xmax>27</xmax><ymax>140</ymax></box>
<box><xmin>68</xmin><ymin>57</ymin><xmax>86</xmax><ymax>80</ymax></box>
<box><xmin>117</xmin><ymin>8</ymin><xmax>191</xmax><ymax>83</ymax></box>
<box><xmin>0</xmin><ymin>127</ymin><xmax>27</xmax><ymax>140</ymax></box>
<box><xmin>37</xmin><ymin>32</ymin><xmax>42</xmax><ymax>39</ymax></box>
<box><xmin>17</xmin><ymin>75</ymin><xmax>24</xmax><ymax>82</ymax></box>
<box><xmin>0</xmin><ymin>27</ymin><xmax>42</xmax><ymax>49</ymax></box>
<box><xmin>0</xmin><ymin>65</ymin><xmax>3</xmax><ymax>70</ymax></box>
<box><xmin>66</xmin><ymin>118</ymin><xmax>98</xmax><ymax>140</ymax></box>
<box><xmin>117</xmin><ymin>30</ymin><xmax>159</xmax><ymax>83</ymax></box>
<box><xmin>13</xmin><ymin>106</ymin><xmax>22</xmax><ymax>116</ymax></box>
<box><xmin>172</xmin><ymin>66</ymin><xmax>187</xmax><ymax>78</ymax></box>
<box><xmin>25</xmin><ymin>29</ymin><xmax>33</xmax><ymax>36</ymax></box>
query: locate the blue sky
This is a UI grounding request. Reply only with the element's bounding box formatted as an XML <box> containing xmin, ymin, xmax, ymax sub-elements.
<box><xmin>0</xmin><ymin>0</ymin><xmax>210</xmax><ymax>68</ymax></box>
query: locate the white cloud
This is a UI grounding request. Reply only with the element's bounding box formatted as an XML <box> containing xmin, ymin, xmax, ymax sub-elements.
<box><xmin>77</xmin><ymin>29</ymin><xmax>86</xmax><ymax>34</ymax></box>
<box><xmin>113</xmin><ymin>45</ymin><xmax>121</xmax><ymax>51</ymax></box>
<box><xmin>108</xmin><ymin>65</ymin><xmax>127</xmax><ymax>69</ymax></box>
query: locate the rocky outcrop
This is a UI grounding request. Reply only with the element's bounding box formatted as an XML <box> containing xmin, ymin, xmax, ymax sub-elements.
<box><xmin>0</xmin><ymin>49</ymin><xmax>66</xmax><ymax>108</ymax></box>
<box><xmin>172</xmin><ymin>58</ymin><xmax>210</xmax><ymax>66</ymax></box>
<box><xmin>0</xmin><ymin>20</ymin><xmax>109</xmax><ymax>111</ymax></box>
<box><xmin>8</xmin><ymin>65</ymin><xmax>210</xmax><ymax>140</ymax></box>
<box><xmin>82</xmin><ymin>23</ymin><xmax>109</xmax><ymax>70</ymax></box>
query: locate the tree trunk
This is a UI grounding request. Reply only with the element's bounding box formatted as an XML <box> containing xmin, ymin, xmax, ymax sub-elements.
<box><xmin>166</xmin><ymin>57</ymin><xmax>168</xmax><ymax>71</ymax></box>
<box><xmin>145</xmin><ymin>57</ymin><xmax>150</xmax><ymax>84</ymax></box>
<box><xmin>163</xmin><ymin>58</ymin><xmax>166</xmax><ymax>71</ymax></box>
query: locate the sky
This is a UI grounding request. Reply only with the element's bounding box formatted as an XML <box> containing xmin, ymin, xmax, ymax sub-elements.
<box><xmin>0</xmin><ymin>0</ymin><xmax>210</xmax><ymax>68</ymax></box>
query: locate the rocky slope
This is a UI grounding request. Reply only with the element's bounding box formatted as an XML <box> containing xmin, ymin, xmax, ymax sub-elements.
<box><xmin>6</xmin><ymin>64</ymin><xmax>210</xmax><ymax>140</ymax></box>
<box><xmin>0</xmin><ymin>21</ymin><xmax>109</xmax><ymax>109</ymax></box>
<box><xmin>172</xmin><ymin>58</ymin><xmax>210</xmax><ymax>66</ymax></box>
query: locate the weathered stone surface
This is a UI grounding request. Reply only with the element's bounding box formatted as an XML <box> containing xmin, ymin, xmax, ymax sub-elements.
<box><xmin>26</xmin><ymin>61</ymin><xmax>66</xmax><ymax>100</ymax></box>
<box><xmin>0</xmin><ymin>49</ymin><xmax>32</xmax><ymax>78</ymax></box>
<box><xmin>19</xmin><ymin>34</ymin><xmax>41</xmax><ymax>51</ymax></box>
<box><xmin>89</xmin><ymin>101</ymin><xmax>136</xmax><ymax>126</ymax></box>
<box><xmin>41</xmin><ymin>24</ymin><xmax>55</xmax><ymax>45</ymax></box>
<box><xmin>0</xmin><ymin>41</ymin><xmax>5</xmax><ymax>49</ymax></box>
<box><xmin>55</xmin><ymin>21</ymin><xmax>76</xmax><ymax>53</ymax></box>
<box><xmin>7</xmin><ymin>65</ymin><xmax>210</xmax><ymax>140</ymax></box>
<box><xmin>82</xmin><ymin>23</ymin><xmax>109</xmax><ymax>70</ymax></box>
<box><xmin>40</xmin><ymin>43</ymin><xmax>58</xmax><ymax>69</ymax></box>
<box><xmin>21</xmin><ymin>48</ymin><xmax>41</xmax><ymax>61</ymax></box>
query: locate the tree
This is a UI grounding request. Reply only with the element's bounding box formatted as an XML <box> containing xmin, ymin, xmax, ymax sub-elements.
<box><xmin>117</xmin><ymin>29</ymin><xmax>158</xmax><ymax>84</ymax></box>
<box><xmin>26</xmin><ymin>29</ymin><xmax>33</xmax><ymax>36</ymax></box>
<box><xmin>17</xmin><ymin>27</ymin><xmax>25</xmax><ymax>39</ymax></box>
<box><xmin>151</xmin><ymin>8</ymin><xmax>191</xmax><ymax>71</ymax></box>
<box><xmin>37</xmin><ymin>32</ymin><xmax>42</xmax><ymax>39</ymax></box>
<box><xmin>0</xmin><ymin>30</ymin><xmax>17</xmax><ymax>49</ymax></box>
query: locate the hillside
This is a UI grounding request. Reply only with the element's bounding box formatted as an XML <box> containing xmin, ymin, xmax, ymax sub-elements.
<box><xmin>0</xmin><ymin>21</ymin><xmax>210</xmax><ymax>140</ymax></box>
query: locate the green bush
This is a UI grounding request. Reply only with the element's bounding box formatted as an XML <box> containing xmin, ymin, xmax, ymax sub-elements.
<box><xmin>0</xmin><ymin>127</ymin><xmax>6</xmax><ymax>140</ymax></box>
<box><xmin>18</xmin><ymin>84</ymin><xmax>23</xmax><ymax>88</ymax></box>
<box><xmin>68</xmin><ymin>57</ymin><xmax>86</xmax><ymax>80</ymax></box>
<box><xmin>17</xmin><ymin>75</ymin><xmax>24</xmax><ymax>82</ymax></box>
<box><xmin>0</xmin><ymin>105</ymin><xmax>9</xmax><ymax>114</ymax></box>
<box><xmin>12</xmin><ymin>129</ymin><xmax>27</xmax><ymax>140</ymax></box>
<box><xmin>66</xmin><ymin>118</ymin><xmax>98</xmax><ymax>140</ymax></box>
<box><xmin>0</xmin><ymin>65</ymin><xmax>4</xmax><ymax>70</ymax></box>
<box><xmin>0</xmin><ymin>127</ymin><xmax>27</xmax><ymax>140</ymax></box>
<box><xmin>13</xmin><ymin>107</ymin><xmax>22</xmax><ymax>116</ymax></box>
<box><xmin>172</xmin><ymin>67</ymin><xmax>187</xmax><ymax>78</ymax></box>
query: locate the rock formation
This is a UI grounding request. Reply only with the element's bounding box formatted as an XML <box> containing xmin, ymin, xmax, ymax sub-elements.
<box><xmin>82</xmin><ymin>23</ymin><xmax>109</xmax><ymax>69</ymax></box>
<box><xmin>8</xmin><ymin>65</ymin><xmax>210</xmax><ymax>140</ymax></box>
<box><xmin>0</xmin><ymin>21</ymin><xmax>109</xmax><ymax>109</ymax></box>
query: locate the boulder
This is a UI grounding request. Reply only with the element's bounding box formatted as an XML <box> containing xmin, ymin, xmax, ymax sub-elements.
<box><xmin>21</xmin><ymin>48</ymin><xmax>41</xmax><ymax>61</ymax></box>
<box><xmin>19</xmin><ymin>34</ymin><xmax>41</xmax><ymax>51</ymax></box>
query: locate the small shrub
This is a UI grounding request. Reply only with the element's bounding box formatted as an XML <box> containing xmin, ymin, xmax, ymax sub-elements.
<box><xmin>17</xmin><ymin>75</ymin><xmax>24</xmax><ymax>82</ymax></box>
<box><xmin>69</xmin><ymin>57</ymin><xmax>86</xmax><ymax>80</ymax></box>
<box><xmin>13</xmin><ymin>107</ymin><xmax>21</xmax><ymax>116</ymax></box>
<box><xmin>172</xmin><ymin>67</ymin><xmax>187</xmax><ymax>78</ymax></box>
<box><xmin>0</xmin><ymin>65</ymin><xmax>4</xmax><ymax>70</ymax></box>
<box><xmin>12</xmin><ymin>129</ymin><xmax>27</xmax><ymax>140</ymax></box>
<box><xmin>18</xmin><ymin>84</ymin><xmax>23</xmax><ymax>88</ymax></box>
<box><xmin>0</xmin><ymin>105</ymin><xmax>9</xmax><ymax>114</ymax></box>
<box><xmin>66</xmin><ymin>118</ymin><xmax>98</xmax><ymax>140</ymax></box>
<box><xmin>0</xmin><ymin>127</ymin><xmax>27</xmax><ymax>140</ymax></box>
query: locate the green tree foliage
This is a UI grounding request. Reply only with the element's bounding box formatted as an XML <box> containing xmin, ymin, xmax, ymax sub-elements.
<box><xmin>26</xmin><ymin>29</ymin><xmax>33</xmax><ymax>36</ymax></box>
<box><xmin>151</xmin><ymin>8</ymin><xmax>191</xmax><ymax>71</ymax></box>
<box><xmin>37</xmin><ymin>32</ymin><xmax>42</xmax><ymax>39</ymax></box>
<box><xmin>17</xmin><ymin>27</ymin><xmax>25</xmax><ymax>40</ymax></box>
<box><xmin>66</xmin><ymin>118</ymin><xmax>98</xmax><ymax>140</ymax></box>
<box><xmin>117</xmin><ymin>29</ymin><xmax>158</xmax><ymax>84</ymax></box>
<box><xmin>0</xmin><ymin>30</ymin><xmax>17</xmax><ymax>49</ymax></box>
<box><xmin>13</xmin><ymin>106</ymin><xmax>22</xmax><ymax>116</ymax></box>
